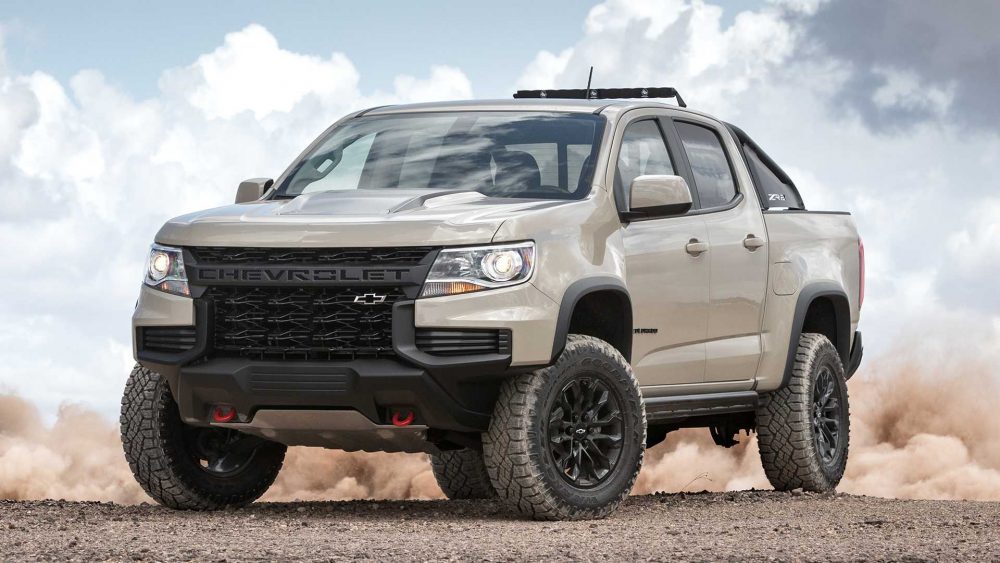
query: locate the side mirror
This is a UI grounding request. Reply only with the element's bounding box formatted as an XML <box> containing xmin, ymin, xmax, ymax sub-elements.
<box><xmin>235</xmin><ymin>178</ymin><xmax>274</xmax><ymax>203</ymax></box>
<box><xmin>627</xmin><ymin>175</ymin><xmax>693</xmax><ymax>218</ymax></box>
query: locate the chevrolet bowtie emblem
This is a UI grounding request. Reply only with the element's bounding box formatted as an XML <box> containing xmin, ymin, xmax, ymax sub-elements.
<box><xmin>354</xmin><ymin>293</ymin><xmax>387</xmax><ymax>305</ymax></box>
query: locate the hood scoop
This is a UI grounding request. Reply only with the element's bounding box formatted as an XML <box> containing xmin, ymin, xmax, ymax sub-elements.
<box><xmin>277</xmin><ymin>189</ymin><xmax>488</xmax><ymax>216</ymax></box>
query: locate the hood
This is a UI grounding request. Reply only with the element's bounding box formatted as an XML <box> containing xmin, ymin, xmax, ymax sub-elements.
<box><xmin>155</xmin><ymin>189</ymin><xmax>574</xmax><ymax>248</ymax></box>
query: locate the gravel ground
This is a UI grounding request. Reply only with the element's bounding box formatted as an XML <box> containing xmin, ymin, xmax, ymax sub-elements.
<box><xmin>1</xmin><ymin>491</ymin><xmax>997</xmax><ymax>561</ymax></box>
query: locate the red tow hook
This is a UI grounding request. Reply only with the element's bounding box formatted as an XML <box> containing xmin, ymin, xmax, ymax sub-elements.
<box><xmin>391</xmin><ymin>410</ymin><xmax>415</xmax><ymax>427</ymax></box>
<box><xmin>212</xmin><ymin>405</ymin><xmax>237</xmax><ymax>423</ymax></box>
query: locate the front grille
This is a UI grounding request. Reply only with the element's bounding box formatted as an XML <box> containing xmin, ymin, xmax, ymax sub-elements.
<box><xmin>142</xmin><ymin>326</ymin><xmax>197</xmax><ymax>353</ymax></box>
<box><xmin>189</xmin><ymin>246</ymin><xmax>436</xmax><ymax>265</ymax></box>
<box><xmin>206</xmin><ymin>286</ymin><xmax>405</xmax><ymax>361</ymax></box>
<box><xmin>416</xmin><ymin>329</ymin><xmax>512</xmax><ymax>357</ymax></box>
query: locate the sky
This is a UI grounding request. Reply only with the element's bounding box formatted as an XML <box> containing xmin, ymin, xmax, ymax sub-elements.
<box><xmin>0</xmin><ymin>0</ymin><xmax>998</xmax><ymax>418</ymax></box>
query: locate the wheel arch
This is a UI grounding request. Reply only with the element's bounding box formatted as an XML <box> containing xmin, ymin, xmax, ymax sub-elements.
<box><xmin>551</xmin><ymin>277</ymin><xmax>633</xmax><ymax>363</ymax></box>
<box><xmin>779</xmin><ymin>282</ymin><xmax>851</xmax><ymax>388</ymax></box>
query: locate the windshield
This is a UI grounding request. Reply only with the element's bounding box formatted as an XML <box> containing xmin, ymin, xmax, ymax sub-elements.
<box><xmin>275</xmin><ymin>112</ymin><xmax>605</xmax><ymax>200</ymax></box>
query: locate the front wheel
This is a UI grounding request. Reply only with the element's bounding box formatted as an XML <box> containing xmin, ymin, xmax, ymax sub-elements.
<box><xmin>120</xmin><ymin>365</ymin><xmax>286</xmax><ymax>510</ymax></box>
<box><xmin>756</xmin><ymin>333</ymin><xmax>850</xmax><ymax>492</ymax></box>
<box><xmin>483</xmin><ymin>335</ymin><xmax>646</xmax><ymax>520</ymax></box>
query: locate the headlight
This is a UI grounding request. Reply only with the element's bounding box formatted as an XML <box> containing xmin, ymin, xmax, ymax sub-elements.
<box><xmin>420</xmin><ymin>242</ymin><xmax>535</xmax><ymax>298</ymax></box>
<box><xmin>144</xmin><ymin>244</ymin><xmax>189</xmax><ymax>296</ymax></box>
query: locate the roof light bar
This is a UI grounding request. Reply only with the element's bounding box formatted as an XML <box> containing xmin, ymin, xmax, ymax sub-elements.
<box><xmin>513</xmin><ymin>87</ymin><xmax>686</xmax><ymax>108</ymax></box>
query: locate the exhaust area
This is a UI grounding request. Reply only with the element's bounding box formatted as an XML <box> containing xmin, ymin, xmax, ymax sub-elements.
<box><xmin>2</xmin><ymin>356</ymin><xmax>998</xmax><ymax>503</ymax></box>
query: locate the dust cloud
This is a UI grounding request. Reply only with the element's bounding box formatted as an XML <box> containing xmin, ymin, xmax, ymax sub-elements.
<box><xmin>2</xmin><ymin>357</ymin><xmax>998</xmax><ymax>504</ymax></box>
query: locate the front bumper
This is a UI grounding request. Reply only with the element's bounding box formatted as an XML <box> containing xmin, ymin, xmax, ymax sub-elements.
<box><xmin>132</xmin><ymin>282</ymin><xmax>558</xmax><ymax>439</ymax></box>
<box><xmin>175</xmin><ymin>357</ymin><xmax>494</xmax><ymax>436</ymax></box>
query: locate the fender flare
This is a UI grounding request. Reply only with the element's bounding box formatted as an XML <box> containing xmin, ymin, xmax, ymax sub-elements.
<box><xmin>550</xmin><ymin>276</ymin><xmax>633</xmax><ymax>362</ymax></box>
<box><xmin>780</xmin><ymin>282</ymin><xmax>852</xmax><ymax>388</ymax></box>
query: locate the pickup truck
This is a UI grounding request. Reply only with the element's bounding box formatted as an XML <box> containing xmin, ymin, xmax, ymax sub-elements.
<box><xmin>121</xmin><ymin>88</ymin><xmax>864</xmax><ymax>520</ymax></box>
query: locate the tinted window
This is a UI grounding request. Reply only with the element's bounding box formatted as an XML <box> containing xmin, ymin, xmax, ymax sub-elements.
<box><xmin>744</xmin><ymin>144</ymin><xmax>804</xmax><ymax>209</ymax></box>
<box><xmin>277</xmin><ymin>112</ymin><xmax>604</xmax><ymax>200</ymax></box>
<box><xmin>675</xmin><ymin>121</ymin><xmax>737</xmax><ymax>209</ymax></box>
<box><xmin>614</xmin><ymin>120</ymin><xmax>675</xmax><ymax>194</ymax></box>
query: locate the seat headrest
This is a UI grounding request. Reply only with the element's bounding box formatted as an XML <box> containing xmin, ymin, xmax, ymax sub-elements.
<box><xmin>492</xmin><ymin>150</ymin><xmax>541</xmax><ymax>193</ymax></box>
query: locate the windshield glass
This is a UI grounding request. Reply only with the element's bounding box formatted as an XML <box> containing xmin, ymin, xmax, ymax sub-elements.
<box><xmin>275</xmin><ymin>112</ymin><xmax>605</xmax><ymax>200</ymax></box>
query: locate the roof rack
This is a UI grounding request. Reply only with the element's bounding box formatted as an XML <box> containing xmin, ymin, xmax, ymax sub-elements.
<box><xmin>512</xmin><ymin>87</ymin><xmax>686</xmax><ymax>108</ymax></box>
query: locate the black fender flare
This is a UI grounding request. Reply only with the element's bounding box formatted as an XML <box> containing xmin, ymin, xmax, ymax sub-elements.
<box><xmin>550</xmin><ymin>276</ymin><xmax>633</xmax><ymax>362</ymax></box>
<box><xmin>780</xmin><ymin>282</ymin><xmax>852</xmax><ymax>388</ymax></box>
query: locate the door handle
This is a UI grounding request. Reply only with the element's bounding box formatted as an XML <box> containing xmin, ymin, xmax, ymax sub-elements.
<box><xmin>743</xmin><ymin>234</ymin><xmax>765</xmax><ymax>251</ymax></box>
<box><xmin>685</xmin><ymin>239</ymin><xmax>709</xmax><ymax>256</ymax></box>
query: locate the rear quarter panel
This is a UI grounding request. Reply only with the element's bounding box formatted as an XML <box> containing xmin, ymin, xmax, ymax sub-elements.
<box><xmin>756</xmin><ymin>211</ymin><xmax>861</xmax><ymax>392</ymax></box>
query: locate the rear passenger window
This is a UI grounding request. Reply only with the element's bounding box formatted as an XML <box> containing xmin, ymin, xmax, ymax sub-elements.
<box><xmin>743</xmin><ymin>144</ymin><xmax>804</xmax><ymax>209</ymax></box>
<box><xmin>614</xmin><ymin>120</ymin><xmax>675</xmax><ymax>195</ymax></box>
<box><xmin>675</xmin><ymin>122</ymin><xmax>737</xmax><ymax>209</ymax></box>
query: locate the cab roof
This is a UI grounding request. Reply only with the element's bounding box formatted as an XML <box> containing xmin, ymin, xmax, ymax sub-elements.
<box><xmin>362</xmin><ymin>98</ymin><xmax>704</xmax><ymax>118</ymax></box>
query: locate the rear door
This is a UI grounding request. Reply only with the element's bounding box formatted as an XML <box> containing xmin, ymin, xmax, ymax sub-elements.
<box><xmin>671</xmin><ymin>118</ymin><xmax>769</xmax><ymax>383</ymax></box>
<box><xmin>617</xmin><ymin>111</ymin><xmax>710</xmax><ymax>386</ymax></box>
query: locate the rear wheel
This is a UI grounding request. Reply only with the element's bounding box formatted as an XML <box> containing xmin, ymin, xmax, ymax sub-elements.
<box><xmin>120</xmin><ymin>365</ymin><xmax>286</xmax><ymax>510</ymax></box>
<box><xmin>429</xmin><ymin>449</ymin><xmax>496</xmax><ymax>499</ymax></box>
<box><xmin>757</xmin><ymin>333</ymin><xmax>850</xmax><ymax>492</ymax></box>
<box><xmin>483</xmin><ymin>335</ymin><xmax>645</xmax><ymax>520</ymax></box>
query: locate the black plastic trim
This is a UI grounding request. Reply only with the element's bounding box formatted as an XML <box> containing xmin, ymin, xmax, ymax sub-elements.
<box><xmin>763</xmin><ymin>209</ymin><xmax>851</xmax><ymax>216</ymax></box>
<box><xmin>551</xmin><ymin>277</ymin><xmax>633</xmax><ymax>362</ymax></box>
<box><xmin>780</xmin><ymin>282</ymin><xmax>852</xmax><ymax>388</ymax></box>
<box><xmin>393</xmin><ymin>301</ymin><xmax>513</xmax><ymax>378</ymax></box>
<box><xmin>135</xmin><ymin>299</ymin><xmax>212</xmax><ymax>381</ymax></box>
<box><xmin>173</xmin><ymin>358</ymin><xmax>492</xmax><ymax>432</ymax></box>
<box><xmin>645</xmin><ymin>391</ymin><xmax>758</xmax><ymax>422</ymax></box>
<box><xmin>846</xmin><ymin>331</ymin><xmax>863</xmax><ymax>380</ymax></box>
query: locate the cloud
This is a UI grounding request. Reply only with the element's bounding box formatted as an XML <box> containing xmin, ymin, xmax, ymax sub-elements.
<box><xmin>0</xmin><ymin>25</ymin><xmax>471</xmax><ymax>417</ymax></box>
<box><xmin>805</xmin><ymin>0</ymin><xmax>1000</xmax><ymax>130</ymax></box>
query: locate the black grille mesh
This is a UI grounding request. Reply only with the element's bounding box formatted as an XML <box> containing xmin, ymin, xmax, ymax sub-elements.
<box><xmin>190</xmin><ymin>246</ymin><xmax>435</xmax><ymax>265</ymax></box>
<box><xmin>206</xmin><ymin>286</ymin><xmax>405</xmax><ymax>360</ymax></box>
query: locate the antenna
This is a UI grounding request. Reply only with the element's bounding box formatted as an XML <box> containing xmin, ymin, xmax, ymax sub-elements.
<box><xmin>586</xmin><ymin>67</ymin><xmax>594</xmax><ymax>99</ymax></box>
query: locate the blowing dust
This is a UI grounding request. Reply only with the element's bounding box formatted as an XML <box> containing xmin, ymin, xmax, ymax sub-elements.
<box><xmin>2</xmin><ymin>357</ymin><xmax>998</xmax><ymax>504</ymax></box>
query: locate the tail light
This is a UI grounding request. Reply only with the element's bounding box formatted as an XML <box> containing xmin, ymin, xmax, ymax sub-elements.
<box><xmin>858</xmin><ymin>238</ymin><xmax>865</xmax><ymax>309</ymax></box>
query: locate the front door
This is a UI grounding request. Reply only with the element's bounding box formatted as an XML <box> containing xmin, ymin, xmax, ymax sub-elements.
<box><xmin>618</xmin><ymin>116</ymin><xmax>710</xmax><ymax>386</ymax></box>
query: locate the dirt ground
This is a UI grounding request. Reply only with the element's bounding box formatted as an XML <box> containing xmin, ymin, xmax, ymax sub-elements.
<box><xmin>1</xmin><ymin>491</ymin><xmax>996</xmax><ymax>562</ymax></box>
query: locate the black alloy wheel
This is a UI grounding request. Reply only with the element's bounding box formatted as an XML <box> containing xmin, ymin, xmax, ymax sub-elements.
<box><xmin>812</xmin><ymin>366</ymin><xmax>843</xmax><ymax>465</ymax></box>
<box><xmin>546</xmin><ymin>376</ymin><xmax>625</xmax><ymax>488</ymax></box>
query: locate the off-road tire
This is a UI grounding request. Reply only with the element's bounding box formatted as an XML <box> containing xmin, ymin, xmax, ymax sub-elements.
<box><xmin>430</xmin><ymin>449</ymin><xmax>497</xmax><ymax>499</ymax></box>
<box><xmin>483</xmin><ymin>335</ymin><xmax>646</xmax><ymax>520</ymax></box>
<box><xmin>757</xmin><ymin>333</ymin><xmax>850</xmax><ymax>492</ymax></box>
<box><xmin>120</xmin><ymin>364</ymin><xmax>286</xmax><ymax>510</ymax></box>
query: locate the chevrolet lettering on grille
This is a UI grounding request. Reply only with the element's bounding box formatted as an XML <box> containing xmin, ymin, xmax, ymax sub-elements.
<box><xmin>192</xmin><ymin>266</ymin><xmax>410</xmax><ymax>284</ymax></box>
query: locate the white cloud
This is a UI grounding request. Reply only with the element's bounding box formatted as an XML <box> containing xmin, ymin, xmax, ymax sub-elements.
<box><xmin>515</xmin><ymin>48</ymin><xmax>573</xmax><ymax>91</ymax></box>
<box><xmin>163</xmin><ymin>24</ymin><xmax>362</xmax><ymax>120</ymax></box>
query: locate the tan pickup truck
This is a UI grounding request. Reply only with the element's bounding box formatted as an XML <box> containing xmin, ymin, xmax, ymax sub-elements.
<box><xmin>122</xmin><ymin>88</ymin><xmax>863</xmax><ymax>520</ymax></box>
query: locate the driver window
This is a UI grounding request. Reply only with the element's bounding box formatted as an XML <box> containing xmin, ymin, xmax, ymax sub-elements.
<box><xmin>614</xmin><ymin>120</ymin><xmax>675</xmax><ymax>194</ymax></box>
<box><xmin>300</xmin><ymin>133</ymin><xmax>376</xmax><ymax>194</ymax></box>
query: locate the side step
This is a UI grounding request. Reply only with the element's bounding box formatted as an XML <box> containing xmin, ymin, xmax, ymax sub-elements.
<box><xmin>644</xmin><ymin>391</ymin><xmax>759</xmax><ymax>422</ymax></box>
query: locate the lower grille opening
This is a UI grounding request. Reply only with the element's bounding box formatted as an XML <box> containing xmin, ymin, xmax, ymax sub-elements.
<box><xmin>416</xmin><ymin>329</ymin><xmax>512</xmax><ymax>357</ymax></box>
<box><xmin>206</xmin><ymin>286</ymin><xmax>405</xmax><ymax>361</ymax></box>
<box><xmin>142</xmin><ymin>326</ymin><xmax>197</xmax><ymax>353</ymax></box>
